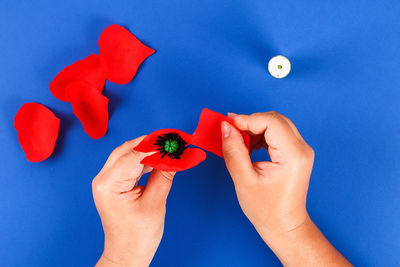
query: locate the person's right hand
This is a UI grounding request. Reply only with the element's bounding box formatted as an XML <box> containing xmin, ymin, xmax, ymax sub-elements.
<box><xmin>221</xmin><ymin>111</ymin><xmax>314</xmax><ymax>241</ymax></box>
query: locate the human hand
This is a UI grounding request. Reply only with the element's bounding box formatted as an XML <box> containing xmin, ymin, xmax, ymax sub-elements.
<box><xmin>221</xmin><ymin>111</ymin><xmax>314</xmax><ymax>242</ymax></box>
<box><xmin>92</xmin><ymin>136</ymin><xmax>175</xmax><ymax>267</ymax></box>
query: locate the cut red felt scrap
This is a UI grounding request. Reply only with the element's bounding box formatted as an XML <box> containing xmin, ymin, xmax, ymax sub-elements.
<box><xmin>14</xmin><ymin>102</ymin><xmax>60</xmax><ymax>162</ymax></box>
<box><xmin>192</xmin><ymin>108</ymin><xmax>250</xmax><ymax>158</ymax></box>
<box><xmin>134</xmin><ymin>129</ymin><xmax>206</xmax><ymax>172</ymax></box>
<box><xmin>99</xmin><ymin>24</ymin><xmax>155</xmax><ymax>85</ymax></box>
<box><xmin>68</xmin><ymin>82</ymin><xmax>109</xmax><ymax>139</ymax></box>
<box><xmin>50</xmin><ymin>54</ymin><xmax>106</xmax><ymax>102</ymax></box>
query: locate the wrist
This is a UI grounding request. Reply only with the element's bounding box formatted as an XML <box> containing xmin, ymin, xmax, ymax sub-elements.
<box><xmin>97</xmin><ymin>254</ymin><xmax>140</xmax><ymax>267</ymax></box>
<box><xmin>259</xmin><ymin>215</ymin><xmax>352</xmax><ymax>266</ymax></box>
<box><xmin>255</xmin><ymin>211</ymin><xmax>311</xmax><ymax>245</ymax></box>
<box><xmin>99</xmin><ymin>240</ymin><xmax>153</xmax><ymax>267</ymax></box>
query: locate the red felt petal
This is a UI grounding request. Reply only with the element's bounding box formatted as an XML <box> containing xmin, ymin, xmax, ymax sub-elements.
<box><xmin>134</xmin><ymin>128</ymin><xmax>194</xmax><ymax>152</ymax></box>
<box><xmin>14</xmin><ymin>103</ymin><xmax>60</xmax><ymax>162</ymax></box>
<box><xmin>49</xmin><ymin>54</ymin><xmax>106</xmax><ymax>102</ymax></box>
<box><xmin>141</xmin><ymin>148</ymin><xmax>206</xmax><ymax>172</ymax></box>
<box><xmin>99</xmin><ymin>24</ymin><xmax>155</xmax><ymax>85</ymax></box>
<box><xmin>68</xmin><ymin>83</ymin><xmax>109</xmax><ymax>139</ymax></box>
<box><xmin>192</xmin><ymin>108</ymin><xmax>250</xmax><ymax>158</ymax></box>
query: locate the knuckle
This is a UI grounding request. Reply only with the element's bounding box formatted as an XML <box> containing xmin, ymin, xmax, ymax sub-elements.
<box><xmin>120</xmin><ymin>141</ymin><xmax>132</xmax><ymax>150</ymax></box>
<box><xmin>91</xmin><ymin>177</ymin><xmax>103</xmax><ymax>194</ymax></box>
<box><xmin>110</xmin><ymin>143</ymin><xmax>125</xmax><ymax>155</ymax></box>
<box><xmin>307</xmin><ymin>145</ymin><xmax>315</xmax><ymax>159</ymax></box>
<box><xmin>120</xmin><ymin>150</ymin><xmax>140</xmax><ymax>163</ymax></box>
<box><xmin>223</xmin><ymin>142</ymin><xmax>240</xmax><ymax>155</ymax></box>
<box><xmin>267</xmin><ymin>110</ymin><xmax>281</xmax><ymax>118</ymax></box>
<box><xmin>293</xmin><ymin>146</ymin><xmax>314</xmax><ymax>166</ymax></box>
<box><xmin>160</xmin><ymin>171</ymin><xmax>175</xmax><ymax>181</ymax></box>
<box><xmin>113</xmin><ymin>140</ymin><xmax>133</xmax><ymax>154</ymax></box>
<box><xmin>266</xmin><ymin>111</ymin><xmax>286</xmax><ymax>123</ymax></box>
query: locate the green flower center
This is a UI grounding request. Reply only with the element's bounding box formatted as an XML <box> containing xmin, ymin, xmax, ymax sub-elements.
<box><xmin>164</xmin><ymin>140</ymin><xmax>179</xmax><ymax>153</ymax></box>
<box><xmin>154</xmin><ymin>132</ymin><xmax>188</xmax><ymax>159</ymax></box>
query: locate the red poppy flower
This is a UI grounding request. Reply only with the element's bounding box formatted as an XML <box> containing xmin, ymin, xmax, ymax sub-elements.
<box><xmin>134</xmin><ymin>129</ymin><xmax>206</xmax><ymax>172</ymax></box>
<box><xmin>49</xmin><ymin>54</ymin><xmax>106</xmax><ymax>102</ymax></box>
<box><xmin>14</xmin><ymin>103</ymin><xmax>60</xmax><ymax>162</ymax></box>
<box><xmin>98</xmin><ymin>24</ymin><xmax>155</xmax><ymax>85</ymax></box>
<box><xmin>67</xmin><ymin>82</ymin><xmax>109</xmax><ymax>139</ymax></box>
<box><xmin>192</xmin><ymin>108</ymin><xmax>250</xmax><ymax>158</ymax></box>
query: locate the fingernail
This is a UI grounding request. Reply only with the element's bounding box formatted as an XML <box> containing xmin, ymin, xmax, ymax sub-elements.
<box><xmin>221</xmin><ymin>121</ymin><xmax>231</xmax><ymax>138</ymax></box>
<box><xmin>227</xmin><ymin>112</ymin><xmax>238</xmax><ymax>118</ymax></box>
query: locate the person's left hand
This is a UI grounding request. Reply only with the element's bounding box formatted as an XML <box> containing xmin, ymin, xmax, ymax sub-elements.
<box><xmin>92</xmin><ymin>136</ymin><xmax>175</xmax><ymax>267</ymax></box>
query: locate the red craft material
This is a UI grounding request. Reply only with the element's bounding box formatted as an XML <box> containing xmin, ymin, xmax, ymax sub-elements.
<box><xmin>67</xmin><ymin>82</ymin><xmax>109</xmax><ymax>139</ymax></box>
<box><xmin>50</xmin><ymin>54</ymin><xmax>106</xmax><ymax>102</ymax></box>
<box><xmin>134</xmin><ymin>129</ymin><xmax>207</xmax><ymax>172</ymax></box>
<box><xmin>192</xmin><ymin>108</ymin><xmax>250</xmax><ymax>158</ymax></box>
<box><xmin>99</xmin><ymin>24</ymin><xmax>155</xmax><ymax>85</ymax></box>
<box><xmin>14</xmin><ymin>103</ymin><xmax>60</xmax><ymax>162</ymax></box>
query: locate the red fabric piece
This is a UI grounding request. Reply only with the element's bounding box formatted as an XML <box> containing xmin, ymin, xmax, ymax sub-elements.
<box><xmin>141</xmin><ymin>148</ymin><xmax>206</xmax><ymax>172</ymax></box>
<box><xmin>49</xmin><ymin>54</ymin><xmax>106</xmax><ymax>102</ymax></box>
<box><xmin>134</xmin><ymin>129</ymin><xmax>193</xmax><ymax>152</ymax></box>
<box><xmin>68</xmin><ymin>82</ymin><xmax>109</xmax><ymax>139</ymax></box>
<box><xmin>14</xmin><ymin>103</ymin><xmax>60</xmax><ymax>162</ymax></box>
<box><xmin>134</xmin><ymin>129</ymin><xmax>206</xmax><ymax>172</ymax></box>
<box><xmin>99</xmin><ymin>24</ymin><xmax>155</xmax><ymax>85</ymax></box>
<box><xmin>192</xmin><ymin>108</ymin><xmax>250</xmax><ymax>158</ymax></box>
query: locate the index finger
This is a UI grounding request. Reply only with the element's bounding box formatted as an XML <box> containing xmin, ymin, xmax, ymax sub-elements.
<box><xmin>103</xmin><ymin>135</ymin><xmax>147</xmax><ymax>167</ymax></box>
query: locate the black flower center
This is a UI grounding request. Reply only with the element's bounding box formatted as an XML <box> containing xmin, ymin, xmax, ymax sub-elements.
<box><xmin>154</xmin><ymin>132</ymin><xmax>187</xmax><ymax>159</ymax></box>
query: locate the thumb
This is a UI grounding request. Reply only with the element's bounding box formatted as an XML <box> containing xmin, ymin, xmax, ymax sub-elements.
<box><xmin>221</xmin><ymin>121</ymin><xmax>256</xmax><ymax>184</ymax></box>
<box><xmin>142</xmin><ymin>170</ymin><xmax>175</xmax><ymax>205</ymax></box>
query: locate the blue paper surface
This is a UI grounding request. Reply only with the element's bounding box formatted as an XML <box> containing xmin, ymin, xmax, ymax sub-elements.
<box><xmin>0</xmin><ymin>0</ymin><xmax>399</xmax><ymax>266</ymax></box>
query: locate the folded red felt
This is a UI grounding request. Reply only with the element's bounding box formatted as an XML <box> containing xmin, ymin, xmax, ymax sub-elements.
<box><xmin>14</xmin><ymin>103</ymin><xmax>60</xmax><ymax>162</ymax></box>
<box><xmin>67</xmin><ymin>82</ymin><xmax>109</xmax><ymax>139</ymax></box>
<box><xmin>50</xmin><ymin>54</ymin><xmax>106</xmax><ymax>102</ymax></box>
<box><xmin>47</xmin><ymin>24</ymin><xmax>155</xmax><ymax>141</ymax></box>
<box><xmin>192</xmin><ymin>108</ymin><xmax>250</xmax><ymax>158</ymax></box>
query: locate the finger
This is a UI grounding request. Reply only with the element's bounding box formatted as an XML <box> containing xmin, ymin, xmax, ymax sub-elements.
<box><xmin>221</xmin><ymin>121</ymin><xmax>257</xmax><ymax>185</ymax></box>
<box><xmin>142</xmin><ymin>165</ymin><xmax>153</xmax><ymax>174</ymax></box>
<box><xmin>111</xmin><ymin>150</ymin><xmax>154</xmax><ymax>182</ymax></box>
<box><xmin>229</xmin><ymin>112</ymin><xmax>300</xmax><ymax>161</ymax></box>
<box><xmin>142</xmin><ymin>170</ymin><xmax>175</xmax><ymax>205</ymax></box>
<box><xmin>103</xmin><ymin>136</ymin><xmax>147</xmax><ymax>169</ymax></box>
<box><xmin>278</xmin><ymin>114</ymin><xmax>306</xmax><ymax>144</ymax></box>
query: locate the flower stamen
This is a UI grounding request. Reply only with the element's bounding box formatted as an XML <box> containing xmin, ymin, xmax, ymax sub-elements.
<box><xmin>154</xmin><ymin>132</ymin><xmax>187</xmax><ymax>159</ymax></box>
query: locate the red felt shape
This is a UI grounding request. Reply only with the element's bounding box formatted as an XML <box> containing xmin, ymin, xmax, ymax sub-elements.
<box><xmin>141</xmin><ymin>148</ymin><xmax>206</xmax><ymax>172</ymax></box>
<box><xmin>14</xmin><ymin>103</ymin><xmax>60</xmax><ymax>162</ymax></box>
<box><xmin>49</xmin><ymin>54</ymin><xmax>106</xmax><ymax>102</ymax></box>
<box><xmin>134</xmin><ymin>129</ymin><xmax>206</xmax><ymax>172</ymax></box>
<box><xmin>192</xmin><ymin>108</ymin><xmax>250</xmax><ymax>158</ymax></box>
<box><xmin>68</xmin><ymin>82</ymin><xmax>109</xmax><ymax>139</ymax></box>
<box><xmin>134</xmin><ymin>129</ymin><xmax>194</xmax><ymax>152</ymax></box>
<box><xmin>99</xmin><ymin>24</ymin><xmax>155</xmax><ymax>85</ymax></box>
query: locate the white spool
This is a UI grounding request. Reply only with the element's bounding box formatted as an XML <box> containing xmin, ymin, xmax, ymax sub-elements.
<box><xmin>268</xmin><ymin>55</ymin><xmax>291</xmax><ymax>79</ymax></box>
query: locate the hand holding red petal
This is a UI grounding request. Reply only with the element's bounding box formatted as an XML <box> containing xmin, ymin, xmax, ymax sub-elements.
<box><xmin>192</xmin><ymin>108</ymin><xmax>250</xmax><ymax>157</ymax></box>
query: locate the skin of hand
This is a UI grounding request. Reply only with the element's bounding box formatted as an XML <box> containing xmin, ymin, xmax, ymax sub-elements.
<box><xmin>92</xmin><ymin>136</ymin><xmax>175</xmax><ymax>267</ymax></box>
<box><xmin>221</xmin><ymin>111</ymin><xmax>351</xmax><ymax>266</ymax></box>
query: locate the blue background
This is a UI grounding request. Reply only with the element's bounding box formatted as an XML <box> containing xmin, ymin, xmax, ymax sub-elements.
<box><xmin>1</xmin><ymin>0</ymin><xmax>399</xmax><ymax>266</ymax></box>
